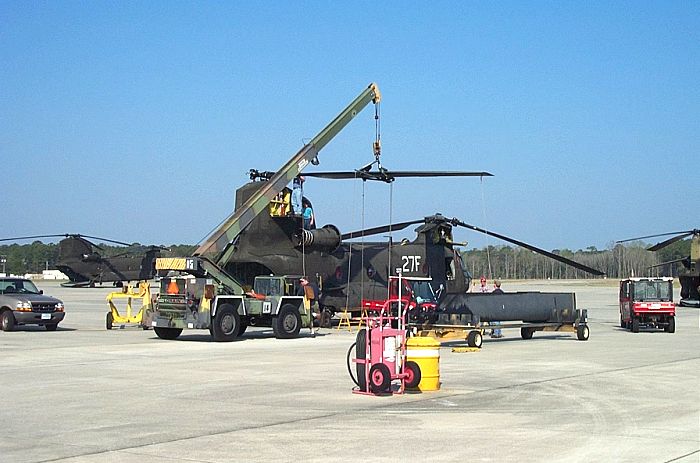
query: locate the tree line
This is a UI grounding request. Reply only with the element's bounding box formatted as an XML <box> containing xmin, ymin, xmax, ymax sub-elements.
<box><xmin>461</xmin><ymin>239</ymin><xmax>691</xmax><ymax>280</ymax></box>
<box><xmin>0</xmin><ymin>239</ymin><xmax>691</xmax><ymax>280</ymax></box>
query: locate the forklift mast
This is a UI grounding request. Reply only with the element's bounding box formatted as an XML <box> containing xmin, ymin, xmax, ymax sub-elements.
<box><xmin>157</xmin><ymin>83</ymin><xmax>381</xmax><ymax>293</ymax></box>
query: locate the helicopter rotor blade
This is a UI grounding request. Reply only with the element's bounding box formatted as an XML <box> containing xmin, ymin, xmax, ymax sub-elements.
<box><xmin>450</xmin><ymin>218</ymin><xmax>606</xmax><ymax>276</ymax></box>
<box><xmin>0</xmin><ymin>234</ymin><xmax>72</xmax><ymax>243</ymax></box>
<box><xmin>304</xmin><ymin>170</ymin><xmax>493</xmax><ymax>182</ymax></box>
<box><xmin>647</xmin><ymin>232</ymin><xmax>695</xmax><ymax>252</ymax></box>
<box><xmin>341</xmin><ymin>219</ymin><xmax>425</xmax><ymax>240</ymax></box>
<box><xmin>76</xmin><ymin>235</ymin><xmax>133</xmax><ymax>247</ymax></box>
<box><xmin>648</xmin><ymin>257</ymin><xmax>689</xmax><ymax>269</ymax></box>
<box><xmin>616</xmin><ymin>230</ymin><xmax>695</xmax><ymax>244</ymax></box>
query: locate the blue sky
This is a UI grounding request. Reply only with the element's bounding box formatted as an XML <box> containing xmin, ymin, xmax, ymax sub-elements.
<box><xmin>1</xmin><ymin>1</ymin><xmax>698</xmax><ymax>251</ymax></box>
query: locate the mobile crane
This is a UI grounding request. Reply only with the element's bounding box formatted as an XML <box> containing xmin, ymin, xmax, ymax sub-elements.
<box><xmin>149</xmin><ymin>83</ymin><xmax>381</xmax><ymax>341</ymax></box>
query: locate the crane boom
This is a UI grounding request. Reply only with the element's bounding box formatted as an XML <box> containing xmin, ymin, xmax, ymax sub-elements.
<box><xmin>194</xmin><ymin>83</ymin><xmax>381</xmax><ymax>264</ymax></box>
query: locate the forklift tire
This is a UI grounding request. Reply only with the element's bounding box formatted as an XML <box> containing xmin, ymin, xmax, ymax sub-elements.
<box><xmin>631</xmin><ymin>318</ymin><xmax>640</xmax><ymax>333</ymax></box>
<box><xmin>274</xmin><ymin>304</ymin><xmax>301</xmax><ymax>339</ymax></box>
<box><xmin>369</xmin><ymin>363</ymin><xmax>392</xmax><ymax>393</ymax></box>
<box><xmin>576</xmin><ymin>324</ymin><xmax>590</xmax><ymax>341</ymax></box>
<box><xmin>106</xmin><ymin>312</ymin><xmax>113</xmax><ymax>330</ymax></box>
<box><xmin>154</xmin><ymin>327</ymin><xmax>182</xmax><ymax>340</ymax></box>
<box><xmin>212</xmin><ymin>304</ymin><xmax>240</xmax><ymax>342</ymax></box>
<box><xmin>521</xmin><ymin>327</ymin><xmax>535</xmax><ymax>340</ymax></box>
<box><xmin>356</xmin><ymin>330</ymin><xmax>367</xmax><ymax>392</ymax></box>
<box><xmin>467</xmin><ymin>330</ymin><xmax>483</xmax><ymax>348</ymax></box>
<box><xmin>404</xmin><ymin>361</ymin><xmax>422</xmax><ymax>389</ymax></box>
<box><xmin>665</xmin><ymin>316</ymin><xmax>675</xmax><ymax>333</ymax></box>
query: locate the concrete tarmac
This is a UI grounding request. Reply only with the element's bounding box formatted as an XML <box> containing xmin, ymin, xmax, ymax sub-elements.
<box><xmin>1</xmin><ymin>280</ymin><xmax>698</xmax><ymax>462</ymax></box>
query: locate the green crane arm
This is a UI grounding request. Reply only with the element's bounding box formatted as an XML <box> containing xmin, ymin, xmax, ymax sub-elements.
<box><xmin>195</xmin><ymin>83</ymin><xmax>381</xmax><ymax>262</ymax></box>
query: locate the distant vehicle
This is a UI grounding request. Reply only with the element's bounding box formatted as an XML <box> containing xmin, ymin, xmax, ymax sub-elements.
<box><xmin>0</xmin><ymin>278</ymin><xmax>65</xmax><ymax>331</ymax></box>
<box><xmin>617</xmin><ymin>229</ymin><xmax>699</xmax><ymax>307</ymax></box>
<box><xmin>619</xmin><ymin>277</ymin><xmax>675</xmax><ymax>333</ymax></box>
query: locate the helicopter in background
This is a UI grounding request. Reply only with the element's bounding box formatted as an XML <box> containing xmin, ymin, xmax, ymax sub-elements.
<box><xmin>0</xmin><ymin>234</ymin><xmax>162</xmax><ymax>287</ymax></box>
<box><xmin>618</xmin><ymin>229</ymin><xmax>700</xmax><ymax>307</ymax></box>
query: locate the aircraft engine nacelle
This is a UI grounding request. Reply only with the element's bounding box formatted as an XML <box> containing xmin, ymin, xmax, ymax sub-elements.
<box><xmin>295</xmin><ymin>225</ymin><xmax>341</xmax><ymax>252</ymax></box>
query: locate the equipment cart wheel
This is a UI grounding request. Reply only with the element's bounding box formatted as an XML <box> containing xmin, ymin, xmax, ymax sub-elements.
<box><xmin>576</xmin><ymin>324</ymin><xmax>590</xmax><ymax>341</ymax></box>
<box><xmin>631</xmin><ymin>318</ymin><xmax>640</xmax><ymax>333</ymax></box>
<box><xmin>404</xmin><ymin>361</ymin><xmax>422</xmax><ymax>389</ymax></box>
<box><xmin>212</xmin><ymin>304</ymin><xmax>241</xmax><ymax>342</ymax></box>
<box><xmin>355</xmin><ymin>330</ymin><xmax>368</xmax><ymax>391</ymax></box>
<box><xmin>620</xmin><ymin>314</ymin><xmax>627</xmax><ymax>329</ymax></box>
<box><xmin>1</xmin><ymin>310</ymin><xmax>16</xmax><ymax>332</ymax></box>
<box><xmin>521</xmin><ymin>327</ymin><xmax>535</xmax><ymax>340</ymax></box>
<box><xmin>369</xmin><ymin>363</ymin><xmax>392</xmax><ymax>393</ymax></box>
<box><xmin>154</xmin><ymin>327</ymin><xmax>182</xmax><ymax>340</ymax></box>
<box><xmin>467</xmin><ymin>330</ymin><xmax>483</xmax><ymax>348</ymax></box>
<box><xmin>665</xmin><ymin>316</ymin><xmax>675</xmax><ymax>333</ymax></box>
<box><xmin>274</xmin><ymin>304</ymin><xmax>301</xmax><ymax>339</ymax></box>
<box><xmin>106</xmin><ymin>312</ymin><xmax>113</xmax><ymax>330</ymax></box>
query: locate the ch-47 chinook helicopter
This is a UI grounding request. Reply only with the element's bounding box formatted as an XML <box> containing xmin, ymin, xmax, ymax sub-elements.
<box><xmin>618</xmin><ymin>229</ymin><xmax>700</xmax><ymax>307</ymax></box>
<box><xmin>0</xmin><ymin>234</ymin><xmax>162</xmax><ymax>287</ymax></box>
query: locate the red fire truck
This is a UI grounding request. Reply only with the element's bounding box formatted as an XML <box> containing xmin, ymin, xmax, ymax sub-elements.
<box><xmin>619</xmin><ymin>277</ymin><xmax>675</xmax><ymax>333</ymax></box>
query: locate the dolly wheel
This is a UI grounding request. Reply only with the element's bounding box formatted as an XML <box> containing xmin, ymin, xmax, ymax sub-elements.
<box><xmin>577</xmin><ymin>324</ymin><xmax>590</xmax><ymax>341</ymax></box>
<box><xmin>106</xmin><ymin>312</ymin><xmax>113</xmax><ymax>330</ymax></box>
<box><xmin>369</xmin><ymin>363</ymin><xmax>392</xmax><ymax>393</ymax></box>
<box><xmin>665</xmin><ymin>316</ymin><xmax>675</xmax><ymax>333</ymax></box>
<box><xmin>404</xmin><ymin>361</ymin><xmax>422</xmax><ymax>389</ymax></box>
<box><xmin>521</xmin><ymin>327</ymin><xmax>535</xmax><ymax>340</ymax></box>
<box><xmin>355</xmin><ymin>330</ymin><xmax>368</xmax><ymax>392</ymax></box>
<box><xmin>467</xmin><ymin>330</ymin><xmax>483</xmax><ymax>348</ymax></box>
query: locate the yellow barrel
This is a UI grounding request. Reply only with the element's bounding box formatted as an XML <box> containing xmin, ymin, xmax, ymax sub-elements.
<box><xmin>406</xmin><ymin>336</ymin><xmax>441</xmax><ymax>391</ymax></box>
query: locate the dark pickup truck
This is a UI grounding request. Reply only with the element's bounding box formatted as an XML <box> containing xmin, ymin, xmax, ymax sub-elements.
<box><xmin>0</xmin><ymin>278</ymin><xmax>65</xmax><ymax>331</ymax></box>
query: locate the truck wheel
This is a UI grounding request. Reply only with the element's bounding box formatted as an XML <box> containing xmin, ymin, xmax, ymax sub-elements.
<box><xmin>404</xmin><ymin>361</ymin><xmax>422</xmax><ymax>389</ymax></box>
<box><xmin>1</xmin><ymin>310</ymin><xmax>16</xmax><ymax>332</ymax></box>
<box><xmin>45</xmin><ymin>324</ymin><xmax>58</xmax><ymax>331</ymax></box>
<box><xmin>237</xmin><ymin>321</ymin><xmax>248</xmax><ymax>337</ymax></box>
<box><xmin>274</xmin><ymin>304</ymin><xmax>301</xmax><ymax>339</ymax></box>
<box><xmin>665</xmin><ymin>316</ymin><xmax>675</xmax><ymax>333</ymax></box>
<box><xmin>521</xmin><ymin>327</ymin><xmax>535</xmax><ymax>340</ymax></box>
<box><xmin>467</xmin><ymin>330</ymin><xmax>482</xmax><ymax>348</ymax></box>
<box><xmin>576</xmin><ymin>324</ymin><xmax>590</xmax><ymax>341</ymax></box>
<box><xmin>631</xmin><ymin>318</ymin><xmax>640</xmax><ymax>333</ymax></box>
<box><xmin>369</xmin><ymin>363</ymin><xmax>392</xmax><ymax>393</ymax></box>
<box><xmin>212</xmin><ymin>304</ymin><xmax>240</xmax><ymax>342</ymax></box>
<box><xmin>356</xmin><ymin>330</ymin><xmax>367</xmax><ymax>392</ymax></box>
<box><xmin>106</xmin><ymin>312</ymin><xmax>113</xmax><ymax>330</ymax></box>
<box><xmin>154</xmin><ymin>327</ymin><xmax>182</xmax><ymax>340</ymax></box>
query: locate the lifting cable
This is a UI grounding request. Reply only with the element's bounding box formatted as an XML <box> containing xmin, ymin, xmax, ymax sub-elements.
<box><xmin>480</xmin><ymin>176</ymin><xmax>493</xmax><ymax>280</ymax></box>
